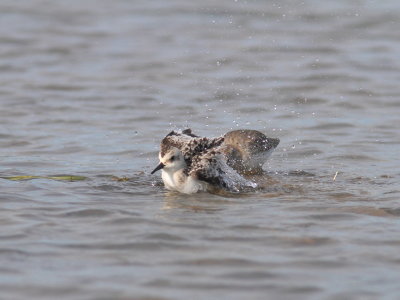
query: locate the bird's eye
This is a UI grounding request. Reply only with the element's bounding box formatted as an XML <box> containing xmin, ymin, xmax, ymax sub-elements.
<box><xmin>170</xmin><ymin>156</ymin><xmax>175</xmax><ymax>162</ymax></box>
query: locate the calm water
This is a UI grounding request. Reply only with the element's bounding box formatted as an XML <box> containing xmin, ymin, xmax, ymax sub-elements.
<box><xmin>1</xmin><ymin>0</ymin><xmax>400</xmax><ymax>299</ymax></box>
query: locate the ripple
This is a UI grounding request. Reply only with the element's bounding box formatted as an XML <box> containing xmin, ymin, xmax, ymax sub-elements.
<box><xmin>382</xmin><ymin>208</ymin><xmax>400</xmax><ymax>216</ymax></box>
<box><xmin>307</xmin><ymin>213</ymin><xmax>358</xmax><ymax>221</ymax></box>
<box><xmin>0</xmin><ymin>248</ymin><xmax>29</xmax><ymax>256</ymax></box>
<box><xmin>219</xmin><ymin>270</ymin><xmax>279</xmax><ymax>280</ymax></box>
<box><xmin>144</xmin><ymin>233</ymin><xmax>187</xmax><ymax>241</ymax></box>
<box><xmin>285</xmin><ymin>97</ymin><xmax>328</xmax><ymax>105</ymax></box>
<box><xmin>174</xmin><ymin>258</ymin><xmax>262</xmax><ymax>267</ymax></box>
<box><xmin>101</xmin><ymin>217</ymin><xmax>152</xmax><ymax>226</ymax></box>
<box><xmin>327</xmin><ymin>154</ymin><xmax>379</xmax><ymax>161</ymax></box>
<box><xmin>287</xmin><ymin>148</ymin><xmax>323</xmax><ymax>158</ymax></box>
<box><xmin>331</xmin><ymin>101</ymin><xmax>364</xmax><ymax>110</ymax></box>
<box><xmin>304</xmin><ymin>122</ymin><xmax>355</xmax><ymax>130</ymax></box>
<box><xmin>292</xmin><ymin>259</ymin><xmax>350</xmax><ymax>269</ymax></box>
<box><xmin>61</xmin><ymin>209</ymin><xmax>113</xmax><ymax>218</ymax></box>
<box><xmin>280</xmin><ymin>236</ymin><xmax>336</xmax><ymax>247</ymax></box>
<box><xmin>57</xmin><ymin>241</ymin><xmax>194</xmax><ymax>251</ymax></box>
<box><xmin>31</xmin><ymin>84</ymin><xmax>87</xmax><ymax>91</ymax></box>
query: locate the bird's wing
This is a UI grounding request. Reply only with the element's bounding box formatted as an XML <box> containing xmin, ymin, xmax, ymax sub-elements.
<box><xmin>221</xmin><ymin>130</ymin><xmax>280</xmax><ymax>174</ymax></box>
<box><xmin>189</xmin><ymin>149</ymin><xmax>257</xmax><ymax>192</ymax></box>
<box><xmin>160</xmin><ymin>130</ymin><xmax>196</xmax><ymax>157</ymax></box>
<box><xmin>160</xmin><ymin>130</ymin><xmax>224</xmax><ymax>165</ymax></box>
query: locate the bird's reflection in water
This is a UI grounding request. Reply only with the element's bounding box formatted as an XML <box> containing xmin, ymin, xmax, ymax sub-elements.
<box><xmin>160</xmin><ymin>172</ymin><xmax>287</xmax><ymax>212</ymax></box>
<box><xmin>159</xmin><ymin>172</ymin><xmax>312</xmax><ymax>213</ymax></box>
<box><xmin>161</xmin><ymin>190</ymin><xmax>241</xmax><ymax>213</ymax></box>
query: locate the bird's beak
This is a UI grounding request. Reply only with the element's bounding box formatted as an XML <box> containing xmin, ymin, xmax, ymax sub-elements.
<box><xmin>151</xmin><ymin>162</ymin><xmax>165</xmax><ymax>174</ymax></box>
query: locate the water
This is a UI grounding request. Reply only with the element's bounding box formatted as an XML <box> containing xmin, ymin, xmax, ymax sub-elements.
<box><xmin>1</xmin><ymin>0</ymin><xmax>400</xmax><ymax>299</ymax></box>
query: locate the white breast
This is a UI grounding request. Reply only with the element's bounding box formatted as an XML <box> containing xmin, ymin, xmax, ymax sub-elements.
<box><xmin>161</xmin><ymin>169</ymin><xmax>208</xmax><ymax>194</ymax></box>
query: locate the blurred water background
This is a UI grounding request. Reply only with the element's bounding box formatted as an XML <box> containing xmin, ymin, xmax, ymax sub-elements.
<box><xmin>1</xmin><ymin>0</ymin><xmax>400</xmax><ymax>299</ymax></box>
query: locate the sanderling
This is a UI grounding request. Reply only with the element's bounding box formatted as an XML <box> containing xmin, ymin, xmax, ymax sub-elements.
<box><xmin>151</xmin><ymin>129</ymin><xmax>280</xmax><ymax>194</ymax></box>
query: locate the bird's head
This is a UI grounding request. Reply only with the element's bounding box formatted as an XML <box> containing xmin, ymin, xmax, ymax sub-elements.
<box><xmin>151</xmin><ymin>147</ymin><xmax>186</xmax><ymax>174</ymax></box>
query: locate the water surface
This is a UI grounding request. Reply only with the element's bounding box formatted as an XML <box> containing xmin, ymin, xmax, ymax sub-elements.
<box><xmin>1</xmin><ymin>0</ymin><xmax>400</xmax><ymax>299</ymax></box>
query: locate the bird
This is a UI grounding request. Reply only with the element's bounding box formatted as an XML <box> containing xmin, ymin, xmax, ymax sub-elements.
<box><xmin>151</xmin><ymin>129</ymin><xmax>279</xmax><ymax>194</ymax></box>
